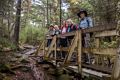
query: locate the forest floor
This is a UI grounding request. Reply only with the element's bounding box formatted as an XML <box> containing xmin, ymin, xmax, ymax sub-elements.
<box><xmin>0</xmin><ymin>44</ymin><xmax>104</xmax><ymax>80</ymax></box>
<box><xmin>0</xmin><ymin>44</ymin><xmax>56</xmax><ymax>80</ymax></box>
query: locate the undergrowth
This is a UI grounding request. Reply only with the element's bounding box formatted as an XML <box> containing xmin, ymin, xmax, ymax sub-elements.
<box><xmin>20</xmin><ymin>25</ymin><xmax>47</xmax><ymax>45</ymax></box>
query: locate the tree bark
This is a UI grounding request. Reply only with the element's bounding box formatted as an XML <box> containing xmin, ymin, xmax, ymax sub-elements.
<box><xmin>111</xmin><ymin>1</ymin><xmax>120</xmax><ymax>80</ymax></box>
<box><xmin>13</xmin><ymin>0</ymin><xmax>22</xmax><ymax>47</ymax></box>
<box><xmin>46</xmin><ymin>0</ymin><xmax>49</xmax><ymax>26</ymax></box>
<box><xmin>59</xmin><ymin>0</ymin><xmax>62</xmax><ymax>27</ymax></box>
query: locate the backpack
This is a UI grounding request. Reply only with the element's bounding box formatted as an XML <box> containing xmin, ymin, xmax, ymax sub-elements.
<box><xmin>67</xmin><ymin>24</ymin><xmax>78</xmax><ymax>32</ymax></box>
<box><xmin>86</xmin><ymin>18</ymin><xmax>90</xmax><ymax>27</ymax></box>
<box><xmin>79</xmin><ymin>17</ymin><xmax>91</xmax><ymax>29</ymax></box>
<box><xmin>71</xmin><ymin>24</ymin><xmax>79</xmax><ymax>30</ymax></box>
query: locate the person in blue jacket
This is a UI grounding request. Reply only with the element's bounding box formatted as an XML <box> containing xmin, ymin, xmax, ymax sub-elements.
<box><xmin>77</xmin><ymin>9</ymin><xmax>93</xmax><ymax>48</ymax></box>
<box><xmin>77</xmin><ymin>9</ymin><xmax>93</xmax><ymax>64</ymax></box>
<box><xmin>77</xmin><ymin>9</ymin><xmax>93</xmax><ymax>29</ymax></box>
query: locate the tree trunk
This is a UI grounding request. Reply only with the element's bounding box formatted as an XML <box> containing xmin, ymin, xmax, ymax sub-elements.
<box><xmin>59</xmin><ymin>0</ymin><xmax>62</xmax><ymax>27</ymax></box>
<box><xmin>13</xmin><ymin>0</ymin><xmax>22</xmax><ymax>47</ymax></box>
<box><xmin>46</xmin><ymin>0</ymin><xmax>49</xmax><ymax>26</ymax></box>
<box><xmin>43</xmin><ymin>9</ymin><xmax>46</xmax><ymax>27</ymax></box>
<box><xmin>111</xmin><ymin>1</ymin><xmax>120</xmax><ymax>80</ymax></box>
<box><xmin>50</xmin><ymin>5</ymin><xmax>52</xmax><ymax>24</ymax></box>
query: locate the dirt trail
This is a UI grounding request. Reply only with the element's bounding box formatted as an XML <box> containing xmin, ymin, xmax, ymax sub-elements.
<box><xmin>0</xmin><ymin>45</ymin><xmax>55</xmax><ymax>80</ymax></box>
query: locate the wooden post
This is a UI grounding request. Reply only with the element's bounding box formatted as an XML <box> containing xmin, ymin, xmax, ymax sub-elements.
<box><xmin>77</xmin><ymin>31</ymin><xmax>82</xmax><ymax>73</ymax></box>
<box><xmin>64</xmin><ymin>32</ymin><xmax>78</xmax><ymax>64</ymax></box>
<box><xmin>111</xmin><ymin>45</ymin><xmax>120</xmax><ymax>80</ymax></box>
<box><xmin>95</xmin><ymin>55</ymin><xmax>99</xmax><ymax>65</ymax></box>
<box><xmin>35</xmin><ymin>40</ymin><xmax>44</xmax><ymax>56</ymax></box>
<box><xmin>95</xmin><ymin>38</ymin><xmax>100</xmax><ymax>65</ymax></box>
<box><xmin>95</xmin><ymin>38</ymin><xmax>100</xmax><ymax>48</ymax></box>
<box><xmin>43</xmin><ymin>40</ymin><xmax>45</xmax><ymax>57</ymax></box>
<box><xmin>46</xmin><ymin>36</ymin><xmax>56</xmax><ymax>57</ymax></box>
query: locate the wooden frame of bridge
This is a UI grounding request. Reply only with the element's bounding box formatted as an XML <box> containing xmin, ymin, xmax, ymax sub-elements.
<box><xmin>36</xmin><ymin>23</ymin><xmax>119</xmax><ymax>79</ymax></box>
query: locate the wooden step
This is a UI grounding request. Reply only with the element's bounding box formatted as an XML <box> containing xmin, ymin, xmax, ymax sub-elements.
<box><xmin>68</xmin><ymin>65</ymin><xmax>111</xmax><ymax>78</ymax></box>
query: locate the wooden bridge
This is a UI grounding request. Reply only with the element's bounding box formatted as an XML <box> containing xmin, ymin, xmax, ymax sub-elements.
<box><xmin>36</xmin><ymin>23</ymin><xmax>119</xmax><ymax>80</ymax></box>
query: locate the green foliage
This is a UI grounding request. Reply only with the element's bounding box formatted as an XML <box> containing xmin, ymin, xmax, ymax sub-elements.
<box><xmin>0</xmin><ymin>38</ymin><xmax>16</xmax><ymax>51</ymax></box>
<box><xmin>100</xmin><ymin>41</ymin><xmax>117</xmax><ymax>48</ymax></box>
<box><xmin>100</xmin><ymin>37</ymin><xmax>117</xmax><ymax>48</ymax></box>
<box><xmin>20</xmin><ymin>25</ymin><xmax>47</xmax><ymax>45</ymax></box>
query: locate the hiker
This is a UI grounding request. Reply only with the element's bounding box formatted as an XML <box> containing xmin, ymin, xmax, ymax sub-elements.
<box><xmin>54</xmin><ymin>25</ymin><xmax>61</xmax><ymax>47</ymax></box>
<box><xmin>54</xmin><ymin>25</ymin><xmax>61</xmax><ymax>59</ymax></box>
<box><xmin>54</xmin><ymin>25</ymin><xmax>61</xmax><ymax>35</ymax></box>
<box><xmin>60</xmin><ymin>21</ymin><xmax>68</xmax><ymax>47</ymax></box>
<box><xmin>67</xmin><ymin>19</ymin><xmax>78</xmax><ymax>45</ymax></box>
<box><xmin>46</xmin><ymin>25</ymin><xmax>55</xmax><ymax>47</ymax></box>
<box><xmin>77</xmin><ymin>9</ymin><xmax>93</xmax><ymax>47</ymax></box>
<box><xmin>77</xmin><ymin>9</ymin><xmax>93</xmax><ymax>64</ymax></box>
<box><xmin>60</xmin><ymin>21</ymin><xmax>68</xmax><ymax>59</ymax></box>
<box><xmin>67</xmin><ymin>19</ymin><xmax>78</xmax><ymax>32</ymax></box>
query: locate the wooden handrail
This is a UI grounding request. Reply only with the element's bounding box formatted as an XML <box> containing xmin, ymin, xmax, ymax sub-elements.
<box><xmin>42</xmin><ymin>47</ymin><xmax>117</xmax><ymax>56</ymax></box>
<box><xmin>82</xmin><ymin>23</ymin><xmax>116</xmax><ymax>33</ymax></box>
<box><xmin>47</xmin><ymin>24</ymin><xmax>116</xmax><ymax>39</ymax></box>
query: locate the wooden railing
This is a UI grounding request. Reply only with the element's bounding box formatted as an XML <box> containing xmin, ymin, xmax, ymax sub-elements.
<box><xmin>36</xmin><ymin>24</ymin><xmax>118</xmax><ymax>78</ymax></box>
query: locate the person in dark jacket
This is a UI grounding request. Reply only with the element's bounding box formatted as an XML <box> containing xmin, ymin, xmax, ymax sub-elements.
<box><xmin>67</xmin><ymin>19</ymin><xmax>78</xmax><ymax>32</ymax></box>
<box><xmin>54</xmin><ymin>25</ymin><xmax>61</xmax><ymax>47</ymax></box>
<box><xmin>67</xmin><ymin>19</ymin><xmax>78</xmax><ymax>45</ymax></box>
<box><xmin>54</xmin><ymin>25</ymin><xmax>61</xmax><ymax>59</ymax></box>
<box><xmin>46</xmin><ymin>25</ymin><xmax>55</xmax><ymax>47</ymax></box>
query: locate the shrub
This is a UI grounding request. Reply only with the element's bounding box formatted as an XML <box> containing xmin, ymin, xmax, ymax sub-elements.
<box><xmin>20</xmin><ymin>25</ymin><xmax>47</xmax><ymax>45</ymax></box>
<box><xmin>0</xmin><ymin>38</ymin><xmax>16</xmax><ymax>51</ymax></box>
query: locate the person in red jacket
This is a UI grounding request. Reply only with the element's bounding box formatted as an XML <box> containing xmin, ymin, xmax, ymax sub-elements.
<box><xmin>60</xmin><ymin>20</ymin><xmax>68</xmax><ymax>59</ymax></box>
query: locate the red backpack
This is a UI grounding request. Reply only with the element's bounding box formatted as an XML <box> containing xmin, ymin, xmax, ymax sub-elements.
<box><xmin>71</xmin><ymin>24</ymin><xmax>79</xmax><ymax>30</ymax></box>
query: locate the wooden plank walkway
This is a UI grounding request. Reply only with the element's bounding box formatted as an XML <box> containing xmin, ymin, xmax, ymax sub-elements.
<box><xmin>68</xmin><ymin>66</ymin><xmax>111</xmax><ymax>78</ymax></box>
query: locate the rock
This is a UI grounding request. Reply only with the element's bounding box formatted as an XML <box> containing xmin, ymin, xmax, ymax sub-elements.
<box><xmin>14</xmin><ymin>53</ymin><xmax>22</xmax><ymax>58</ymax></box>
<box><xmin>2</xmin><ymin>47</ymin><xmax>12</xmax><ymax>52</ymax></box>
<box><xmin>25</xmin><ymin>49</ymin><xmax>36</xmax><ymax>55</ymax></box>
<box><xmin>20</xmin><ymin>54</ymin><xmax>29</xmax><ymax>61</ymax></box>
<box><xmin>10</xmin><ymin>58</ymin><xmax>18</xmax><ymax>62</ymax></box>
<box><xmin>21</xmin><ymin>67</ymin><xmax>30</xmax><ymax>72</ymax></box>
<box><xmin>23</xmin><ymin>44</ymin><xmax>35</xmax><ymax>49</ymax></box>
